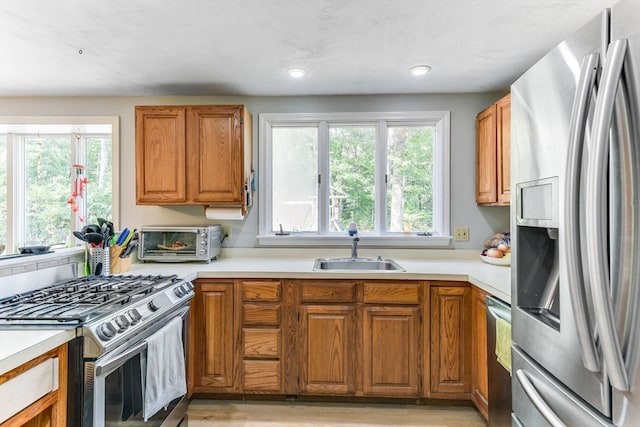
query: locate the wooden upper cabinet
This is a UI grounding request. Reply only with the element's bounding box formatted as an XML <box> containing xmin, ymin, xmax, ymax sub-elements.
<box><xmin>135</xmin><ymin>106</ymin><xmax>187</xmax><ymax>204</ymax></box>
<box><xmin>496</xmin><ymin>95</ymin><xmax>511</xmax><ymax>205</ymax></box>
<box><xmin>476</xmin><ymin>94</ymin><xmax>510</xmax><ymax>206</ymax></box>
<box><xmin>135</xmin><ymin>105</ymin><xmax>252</xmax><ymax>209</ymax></box>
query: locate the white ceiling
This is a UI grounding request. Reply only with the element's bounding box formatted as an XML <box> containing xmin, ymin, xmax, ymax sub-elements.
<box><xmin>0</xmin><ymin>0</ymin><xmax>618</xmax><ymax>97</ymax></box>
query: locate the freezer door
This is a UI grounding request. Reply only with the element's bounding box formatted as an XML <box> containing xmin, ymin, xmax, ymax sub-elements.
<box><xmin>512</xmin><ymin>346</ymin><xmax>614</xmax><ymax>427</ymax></box>
<box><xmin>608</xmin><ymin>0</ymin><xmax>640</xmax><ymax>425</ymax></box>
<box><xmin>511</xmin><ymin>10</ymin><xmax>611</xmax><ymax>417</ymax></box>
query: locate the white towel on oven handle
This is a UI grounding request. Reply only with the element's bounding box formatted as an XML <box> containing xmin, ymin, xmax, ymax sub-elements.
<box><xmin>142</xmin><ymin>316</ymin><xmax>187</xmax><ymax>421</ymax></box>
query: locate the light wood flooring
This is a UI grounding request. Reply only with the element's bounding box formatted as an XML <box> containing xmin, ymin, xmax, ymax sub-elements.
<box><xmin>187</xmin><ymin>400</ymin><xmax>486</xmax><ymax>427</ymax></box>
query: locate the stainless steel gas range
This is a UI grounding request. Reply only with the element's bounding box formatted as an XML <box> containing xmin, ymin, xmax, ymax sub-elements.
<box><xmin>0</xmin><ymin>273</ymin><xmax>194</xmax><ymax>427</ymax></box>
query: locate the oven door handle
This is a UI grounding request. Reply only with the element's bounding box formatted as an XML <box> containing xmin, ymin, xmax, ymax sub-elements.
<box><xmin>95</xmin><ymin>341</ymin><xmax>148</xmax><ymax>377</ymax></box>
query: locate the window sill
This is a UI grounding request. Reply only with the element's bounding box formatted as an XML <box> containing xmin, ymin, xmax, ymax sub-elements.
<box><xmin>257</xmin><ymin>234</ymin><xmax>452</xmax><ymax>248</ymax></box>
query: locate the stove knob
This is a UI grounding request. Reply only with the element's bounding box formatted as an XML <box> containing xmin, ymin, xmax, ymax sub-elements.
<box><xmin>97</xmin><ymin>322</ymin><xmax>117</xmax><ymax>341</ymax></box>
<box><xmin>148</xmin><ymin>300</ymin><xmax>159</xmax><ymax>312</ymax></box>
<box><xmin>115</xmin><ymin>315</ymin><xmax>130</xmax><ymax>331</ymax></box>
<box><xmin>128</xmin><ymin>308</ymin><xmax>142</xmax><ymax>323</ymax></box>
<box><xmin>174</xmin><ymin>286</ymin><xmax>185</xmax><ymax>297</ymax></box>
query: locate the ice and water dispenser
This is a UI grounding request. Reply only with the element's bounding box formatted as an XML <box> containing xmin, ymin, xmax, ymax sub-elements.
<box><xmin>515</xmin><ymin>177</ymin><xmax>561</xmax><ymax>329</ymax></box>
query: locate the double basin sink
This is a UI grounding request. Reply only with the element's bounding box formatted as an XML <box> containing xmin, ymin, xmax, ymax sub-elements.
<box><xmin>313</xmin><ymin>257</ymin><xmax>404</xmax><ymax>271</ymax></box>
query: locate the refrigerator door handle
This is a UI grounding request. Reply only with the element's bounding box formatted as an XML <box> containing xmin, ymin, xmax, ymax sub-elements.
<box><xmin>515</xmin><ymin>369</ymin><xmax>567</xmax><ymax>427</ymax></box>
<box><xmin>585</xmin><ymin>38</ymin><xmax>630</xmax><ymax>392</ymax></box>
<box><xmin>564</xmin><ymin>52</ymin><xmax>601</xmax><ymax>373</ymax></box>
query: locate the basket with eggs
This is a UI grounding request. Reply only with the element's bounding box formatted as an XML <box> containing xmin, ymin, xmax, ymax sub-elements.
<box><xmin>480</xmin><ymin>232</ymin><xmax>511</xmax><ymax>266</ymax></box>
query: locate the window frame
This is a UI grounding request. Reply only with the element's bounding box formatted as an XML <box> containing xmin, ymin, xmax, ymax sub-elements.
<box><xmin>0</xmin><ymin>116</ymin><xmax>120</xmax><ymax>252</ymax></box>
<box><xmin>258</xmin><ymin>111</ymin><xmax>451</xmax><ymax>247</ymax></box>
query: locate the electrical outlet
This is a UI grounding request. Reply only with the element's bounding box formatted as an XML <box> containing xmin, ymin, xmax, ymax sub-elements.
<box><xmin>454</xmin><ymin>226</ymin><xmax>469</xmax><ymax>242</ymax></box>
<box><xmin>222</xmin><ymin>225</ymin><xmax>231</xmax><ymax>242</ymax></box>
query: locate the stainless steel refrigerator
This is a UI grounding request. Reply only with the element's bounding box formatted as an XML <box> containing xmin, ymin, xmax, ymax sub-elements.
<box><xmin>510</xmin><ymin>0</ymin><xmax>640</xmax><ymax>425</ymax></box>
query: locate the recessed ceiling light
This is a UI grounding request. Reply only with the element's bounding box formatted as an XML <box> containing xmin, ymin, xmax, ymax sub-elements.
<box><xmin>287</xmin><ymin>68</ymin><xmax>307</xmax><ymax>78</ymax></box>
<box><xmin>409</xmin><ymin>65</ymin><xmax>432</xmax><ymax>76</ymax></box>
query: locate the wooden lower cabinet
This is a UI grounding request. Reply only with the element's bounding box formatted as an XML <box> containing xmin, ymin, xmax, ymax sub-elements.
<box><xmin>189</xmin><ymin>278</ymin><xmax>490</xmax><ymax>404</ymax></box>
<box><xmin>471</xmin><ymin>287</ymin><xmax>489</xmax><ymax>420</ymax></box>
<box><xmin>0</xmin><ymin>344</ymin><xmax>67</xmax><ymax>427</ymax></box>
<box><xmin>240</xmin><ymin>279</ymin><xmax>284</xmax><ymax>394</ymax></box>
<box><xmin>362</xmin><ymin>306</ymin><xmax>420</xmax><ymax>396</ymax></box>
<box><xmin>189</xmin><ymin>280</ymin><xmax>237</xmax><ymax>393</ymax></box>
<box><xmin>429</xmin><ymin>282</ymin><xmax>472</xmax><ymax>399</ymax></box>
<box><xmin>298</xmin><ymin>305</ymin><xmax>356</xmax><ymax>395</ymax></box>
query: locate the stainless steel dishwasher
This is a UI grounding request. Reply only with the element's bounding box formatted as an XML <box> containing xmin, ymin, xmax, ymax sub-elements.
<box><xmin>486</xmin><ymin>296</ymin><xmax>512</xmax><ymax>427</ymax></box>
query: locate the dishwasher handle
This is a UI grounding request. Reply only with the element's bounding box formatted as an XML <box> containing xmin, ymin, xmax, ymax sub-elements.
<box><xmin>487</xmin><ymin>296</ymin><xmax>511</xmax><ymax>323</ymax></box>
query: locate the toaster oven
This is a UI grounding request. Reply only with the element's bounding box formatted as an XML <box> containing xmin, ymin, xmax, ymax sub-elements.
<box><xmin>138</xmin><ymin>225</ymin><xmax>222</xmax><ymax>263</ymax></box>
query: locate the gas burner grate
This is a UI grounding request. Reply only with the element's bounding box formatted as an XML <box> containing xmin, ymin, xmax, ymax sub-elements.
<box><xmin>0</xmin><ymin>274</ymin><xmax>178</xmax><ymax>323</ymax></box>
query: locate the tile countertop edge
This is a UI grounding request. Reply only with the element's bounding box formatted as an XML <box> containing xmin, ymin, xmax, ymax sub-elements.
<box><xmin>0</xmin><ymin>328</ymin><xmax>77</xmax><ymax>376</ymax></box>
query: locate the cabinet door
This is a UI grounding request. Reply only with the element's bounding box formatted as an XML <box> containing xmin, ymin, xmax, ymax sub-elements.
<box><xmin>187</xmin><ymin>106</ymin><xmax>244</xmax><ymax>204</ymax></box>
<box><xmin>496</xmin><ymin>94</ymin><xmax>511</xmax><ymax>205</ymax></box>
<box><xmin>362</xmin><ymin>306</ymin><xmax>420</xmax><ymax>397</ymax></box>
<box><xmin>476</xmin><ymin>104</ymin><xmax>497</xmax><ymax>204</ymax></box>
<box><xmin>430</xmin><ymin>285</ymin><xmax>472</xmax><ymax>398</ymax></box>
<box><xmin>135</xmin><ymin>106</ymin><xmax>187</xmax><ymax>204</ymax></box>
<box><xmin>471</xmin><ymin>287</ymin><xmax>489</xmax><ymax>420</ymax></box>
<box><xmin>190</xmin><ymin>280</ymin><xmax>236</xmax><ymax>392</ymax></box>
<box><xmin>298</xmin><ymin>305</ymin><xmax>356</xmax><ymax>395</ymax></box>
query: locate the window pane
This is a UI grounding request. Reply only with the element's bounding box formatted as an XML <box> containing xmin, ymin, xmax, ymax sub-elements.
<box><xmin>86</xmin><ymin>136</ymin><xmax>113</xmax><ymax>221</ymax></box>
<box><xmin>24</xmin><ymin>136</ymin><xmax>71</xmax><ymax>246</ymax></box>
<box><xmin>272</xmin><ymin>127</ymin><xmax>318</xmax><ymax>232</ymax></box>
<box><xmin>0</xmin><ymin>136</ymin><xmax>6</xmax><ymax>253</ymax></box>
<box><xmin>386</xmin><ymin>126</ymin><xmax>434</xmax><ymax>232</ymax></box>
<box><xmin>329</xmin><ymin>126</ymin><xmax>376</xmax><ymax>232</ymax></box>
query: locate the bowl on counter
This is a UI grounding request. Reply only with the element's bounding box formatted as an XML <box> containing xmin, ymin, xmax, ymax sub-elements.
<box><xmin>480</xmin><ymin>253</ymin><xmax>511</xmax><ymax>266</ymax></box>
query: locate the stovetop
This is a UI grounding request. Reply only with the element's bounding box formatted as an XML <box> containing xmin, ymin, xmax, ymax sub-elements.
<box><xmin>0</xmin><ymin>274</ymin><xmax>181</xmax><ymax>323</ymax></box>
<box><xmin>0</xmin><ymin>274</ymin><xmax>194</xmax><ymax>359</ymax></box>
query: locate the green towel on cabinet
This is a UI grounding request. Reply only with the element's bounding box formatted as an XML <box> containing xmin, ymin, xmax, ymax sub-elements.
<box><xmin>496</xmin><ymin>317</ymin><xmax>512</xmax><ymax>375</ymax></box>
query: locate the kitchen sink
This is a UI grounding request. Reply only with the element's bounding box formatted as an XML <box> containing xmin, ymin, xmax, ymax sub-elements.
<box><xmin>313</xmin><ymin>257</ymin><xmax>405</xmax><ymax>271</ymax></box>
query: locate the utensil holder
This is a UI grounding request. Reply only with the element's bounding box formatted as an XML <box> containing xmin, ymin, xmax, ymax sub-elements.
<box><xmin>110</xmin><ymin>245</ymin><xmax>131</xmax><ymax>274</ymax></box>
<box><xmin>89</xmin><ymin>246</ymin><xmax>110</xmax><ymax>275</ymax></box>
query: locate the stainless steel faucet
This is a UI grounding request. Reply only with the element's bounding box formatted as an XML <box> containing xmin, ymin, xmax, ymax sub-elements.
<box><xmin>351</xmin><ymin>235</ymin><xmax>360</xmax><ymax>259</ymax></box>
<box><xmin>348</xmin><ymin>222</ymin><xmax>359</xmax><ymax>259</ymax></box>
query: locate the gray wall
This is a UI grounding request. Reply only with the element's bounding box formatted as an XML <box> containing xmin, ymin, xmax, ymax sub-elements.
<box><xmin>0</xmin><ymin>93</ymin><xmax>510</xmax><ymax>250</ymax></box>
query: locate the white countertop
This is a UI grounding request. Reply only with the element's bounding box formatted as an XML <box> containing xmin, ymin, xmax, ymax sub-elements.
<box><xmin>0</xmin><ymin>248</ymin><xmax>511</xmax><ymax>377</ymax></box>
<box><xmin>129</xmin><ymin>248</ymin><xmax>512</xmax><ymax>303</ymax></box>
<box><xmin>0</xmin><ymin>329</ymin><xmax>77</xmax><ymax>375</ymax></box>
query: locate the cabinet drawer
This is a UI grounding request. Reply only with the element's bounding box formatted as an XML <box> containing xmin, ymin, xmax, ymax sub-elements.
<box><xmin>242</xmin><ymin>281</ymin><xmax>281</xmax><ymax>302</ymax></box>
<box><xmin>300</xmin><ymin>282</ymin><xmax>356</xmax><ymax>303</ymax></box>
<box><xmin>0</xmin><ymin>357</ymin><xmax>58</xmax><ymax>423</ymax></box>
<box><xmin>243</xmin><ymin>328</ymin><xmax>280</xmax><ymax>358</ymax></box>
<box><xmin>363</xmin><ymin>282</ymin><xmax>420</xmax><ymax>304</ymax></box>
<box><xmin>242</xmin><ymin>360</ymin><xmax>281</xmax><ymax>392</ymax></box>
<box><xmin>243</xmin><ymin>304</ymin><xmax>281</xmax><ymax>325</ymax></box>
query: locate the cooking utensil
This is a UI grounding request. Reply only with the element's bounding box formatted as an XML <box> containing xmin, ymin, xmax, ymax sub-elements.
<box><xmin>82</xmin><ymin>224</ymin><xmax>101</xmax><ymax>235</ymax></box>
<box><xmin>73</xmin><ymin>231</ymin><xmax>87</xmax><ymax>242</ymax></box>
<box><xmin>122</xmin><ymin>228</ymin><xmax>136</xmax><ymax>247</ymax></box>
<box><xmin>84</xmin><ymin>232</ymin><xmax>104</xmax><ymax>247</ymax></box>
<box><xmin>18</xmin><ymin>243</ymin><xmax>64</xmax><ymax>254</ymax></box>
<box><xmin>116</xmin><ymin>228</ymin><xmax>130</xmax><ymax>246</ymax></box>
<box><xmin>94</xmin><ymin>262</ymin><xmax>103</xmax><ymax>275</ymax></box>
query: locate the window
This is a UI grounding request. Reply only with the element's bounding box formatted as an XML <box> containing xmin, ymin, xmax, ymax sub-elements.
<box><xmin>259</xmin><ymin>111</ymin><xmax>450</xmax><ymax>246</ymax></box>
<box><xmin>0</xmin><ymin>117</ymin><xmax>119</xmax><ymax>254</ymax></box>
